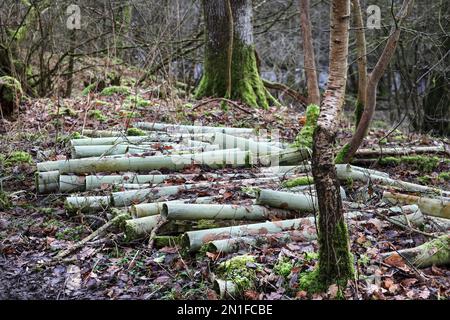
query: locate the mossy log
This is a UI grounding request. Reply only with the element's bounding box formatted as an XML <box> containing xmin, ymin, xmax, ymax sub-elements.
<box><xmin>355</xmin><ymin>145</ymin><xmax>447</xmax><ymax>157</ymax></box>
<box><xmin>381</xmin><ymin>234</ymin><xmax>450</xmax><ymax>268</ymax></box>
<box><xmin>182</xmin><ymin>212</ymin><xmax>361</xmax><ymax>251</ymax></box>
<box><xmin>82</xmin><ymin>129</ymin><xmax>127</xmax><ymax>137</ymax></box>
<box><xmin>161</xmin><ymin>203</ymin><xmax>295</xmax><ymax>221</ymax></box>
<box><xmin>383</xmin><ymin>191</ymin><xmax>450</xmax><ymax>219</ymax></box>
<box><xmin>130</xmin><ymin>196</ymin><xmax>217</xmax><ymax>218</ymax></box>
<box><xmin>133</xmin><ymin>122</ymin><xmax>254</xmax><ymax>136</ymax></box>
<box><xmin>213</xmin><ymin>132</ymin><xmax>281</xmax><ymax>156</ymax></box>
<box><xmin>35</xmin><ymin>170</ymin><xmax>60</xmax><ymax>193</ymax></box>
<box><xmin>38</xmin><ymin>149</ymin><xmax>250</xmax><ymax>174</ymax></box>
<box><xmin>336</xmin><ymin>165</ymin><xmax>449</xmax><ymax>195</ymax></box>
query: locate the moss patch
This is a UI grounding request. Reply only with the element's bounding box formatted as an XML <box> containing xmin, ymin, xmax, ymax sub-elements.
<box><xmin>292</xmin><ymin>104</ymin><xmax>320</xmax><ymax>149</ymax></box>
<box><xmin>335</xmin><ymin>143</ymin><xmax>351</xmax><ymax>164</ymax></box>
<box><xmin>379</xmin><ymin>155</ymin><xmax>440</xmax><ymax>172</ymax></box>
<box><xmin>101</xmin><ymin>86</ymin><xmax>131</xmax><ymax>96</ymax></box>
<box><xmin>438</xmin><ymin>171</ymin><xmax>450</xmax><ymax>181</ymax></box>
<box><xmin>124</xmin><ymin>95</ymin><xmax>151</xmax><ymax>108</ymax></box>
<box><xmin>354</xmin><ymin>99</ymin><xmax>364</xmax><ymax>128</ymax></box>
<box><xmin>88</xmin><ymin>110</ymin><xmax>107</xmax><ymax>122</ymax></box>
<box><xmin>303</xmin><ymin>218</ymin><xmax>354</xmax><ymax>294</ymax></box>
<box><xmin>273</xmin><ymin>258</ymin><xmax>294</xmax><ymax>278</ymax></box>
<box><xmin>216</xmin><ymin>255</ymin><xmax>259</xmax><ymax>291</ymax></box>
<box><xmin>282</xmin><ymin>176</ymin><xmax>314</xmax><ymax>188</ymax></box>
<box><xmin>126</xmin><ymin>127</ymin><xmax>146</xmax><ymax>136</ymax></box>
<box><xmin>3</xmin><ymin>151</ymin><xmax>32</xmax><ymax>166</ymax></box>
<box><xmin>81</xmin><ymin>83</ymin><xmax>96</xmax><ymax>96</ymax></box>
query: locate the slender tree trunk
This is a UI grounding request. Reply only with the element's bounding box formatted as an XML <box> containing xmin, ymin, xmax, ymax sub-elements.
<box><xmin>299</xmin><ymin>0</ymin><xmax>320</xmax><ymax>106</ymax></box>
<box><xmin>339</xmin><ymin>0</ymin><xmax>413</xmax><ymax>163</ymax></box>
<box><xmin>195</xmin><ymin>0</ymin><xmax>274</xmax><ymax>108</ymax></box>
<box><xmin>65</xmin><ymin>30</ymin><xmax>76</xmax><ymax>98</ymax></box>
<box><xmin>305</xmin><ymin>0</ymin><xmax>354</xmax><ymax>292</ymax></box>
<box><xmin>293</xmin><ymin>0</ymin><xmax>320</xmax><ymax>149</ymax></box>
<box><xmin>351</xmin><ymin>0</ymin><xmax>367</xmax><ymax>127</ymax></box>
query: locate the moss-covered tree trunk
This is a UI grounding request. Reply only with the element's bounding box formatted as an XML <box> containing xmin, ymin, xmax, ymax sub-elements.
<box><xmin>195</xmin><ymin>0</ymin><xmax>273</xmax><ymax>108</ymax></box>
<box><xmin>304</xmin><ymin>0</ymin><xmax>354</xmax><ymax>293</ymax></box>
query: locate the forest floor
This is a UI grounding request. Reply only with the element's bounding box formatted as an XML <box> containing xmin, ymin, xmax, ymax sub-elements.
<box><xmin>0</xmin><ymin>83</ymin><xmax>449</xmax><ymax>300</ymax></box>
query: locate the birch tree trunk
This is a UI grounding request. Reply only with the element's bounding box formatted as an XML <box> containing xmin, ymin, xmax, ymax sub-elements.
<box><xmin>195</xmin><ymin>0</ymin><xmax>274</xmax><ymax>108</ymax></box>
<box><xmin>308</xmin><ymin>0</ymin><xmax>354</xmax><ymax>292</ymax></box>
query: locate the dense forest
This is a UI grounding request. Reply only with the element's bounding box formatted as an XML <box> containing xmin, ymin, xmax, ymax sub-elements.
<box><xmin>0</xmin><ymin>0</ymin><xmax>448</xmax><ymax>302</ymax></box>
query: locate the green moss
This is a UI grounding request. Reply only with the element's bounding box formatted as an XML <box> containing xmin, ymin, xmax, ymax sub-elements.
<box><xmin>196</xmin><ymin>219</ymin><xmax>219</xmax><ymax>230</ymax></box>
<box><xmin>93</xmin><ymin>100</ymin><xmax>110</xmax><ymax>106</ymax></box>
<box><xmin>282</xmin><ymin>176</ymin><xmax>314</xmax><ymax>188</ymax></box>
<box><xmin>335</xmin><ymin>143</ymin><xmax>351</xmax><ymax>164</ymax></box>
<box><xmin>153</xmin><ymin>236</ymin><xmax>182</xmax><ymax>248</ymax></box>
<box><xmin>417</xmin><ymin>175</ymin><xmax>432</xmax><ymax>185</ymax></box>
<box><xmin>304</xmin><ymin>252</ymin><xmax>319</xmax><ymax>263</ymax></box>
<box><xmin>71</xmin><ymin>132</ymin><xmax>82</xmax><ymax>139</ymax></box>
<box><xmin>121</xmin><ymin>77</ymin><xmax>136</xmax><ymax>87</ymax></box>
<box><xmin>126</xmin><ymin>127</ymin><xmax>146</xmax><ymax>136</ymax></box>
<box><xmin>354</xmin><ymin>99</ymin><xmax>364</xmax><ymax>128</ymax></box>
<box><xmin>292</xmin><ymin>104</ymin><xmax>320</xmax><ymax>149</ymax></box>
<box><xmin>0</xmin><ymin>191</ymin><xmax>12</xmax><ymax>210</ymax></box>
<box><xmin>273</xmin><ymin>258</ymin><xmax>294</xmax><ymax>277</ymax></box>
<box><xmin>101</xmin><ymin>86</ymin><xmax>131</xmax><ymax>96</ymax></box>
<box><xmin>195</xmin><ymin>40</ymin><xmax>273</xmax><ymax>109</ymax></box>
<box><xmin>358</xmin><ymin>254</ymin><xmax>370</xmax><ymax>267</ymax></box>
<box><xmin>81</xmin><ymin>83</ymin><xmax>96</xmax><ymax>96</ymax></box>
<box><xmin>302</xmin><ymin>218</ymin><xmax>354</xmax><ymax>294</ymax></box>
<box><xmin>88</xmin><ymin>109</ymin><xmax>107</xmax><ymax>122</ymax></box>
<box><xmin>51</xmin><ymin>107</ymin><xmax>77</xmax><ymax>117</ymax></box>
<box><xmin>299</xmin><ymin>268</ymin><xmax>327</xmax><ymax>293</ymax></box>
<box><xmin>379</xmin><ymin>155</ymin><xmax>440</xmax><ymax>172</ymax></box>
<box><xmin>418</xmin><ymin>235</ymin><xmax>450</xmax><ymax>267</ymax></box>
<box><xmin>438</xmin><ymin>172</ymin><xmax>450</xmax><ymax>181</ymax></box>
<box><xmin>0</xmin><ymin>76</ymin><xmax>23</xmax><ymax>116</ymax></box>
<box><xmin>4</xmin><ymin>151</ymin><xmax>32</xmax><ymax>166</ymax></box>
<box><xmin>55</xmin><ymin>225</ymin><xmax>86</xmax><ymax>241</ymax></box>
<box><xmin>124</xmin><ymin>95</ymin><xmax>151</xmax><ymax>108</ymax></box>
<box><xmin>216</xmin><ymin>255</ymin><xmax>259</xmax><ymax>291</ymax></box>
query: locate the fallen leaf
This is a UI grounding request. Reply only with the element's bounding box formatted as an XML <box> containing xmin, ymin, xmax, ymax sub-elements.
<box><xmin>384</xmin><ymin>253</ymin><xmax>406</xmax><ymax>268</ymax></box>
